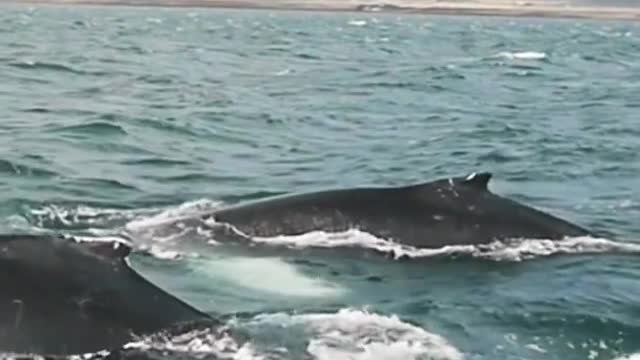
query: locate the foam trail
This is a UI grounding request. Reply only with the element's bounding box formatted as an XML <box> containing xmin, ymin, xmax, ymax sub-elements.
<box><xmin>251</xmin><ymin>229</ymin><xmax>640</xmax><ymax>261</ymax></box>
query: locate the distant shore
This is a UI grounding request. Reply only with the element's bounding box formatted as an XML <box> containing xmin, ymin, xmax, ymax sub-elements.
<box><xmin>4</xmin><ymin>0</ymin><xmax>640</xmax><ymax>21</ymax></box>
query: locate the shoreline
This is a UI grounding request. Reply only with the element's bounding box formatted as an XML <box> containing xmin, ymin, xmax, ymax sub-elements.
<box><xmin>3</xmin><ymin>0</ymin><xmax>640</xmax><ymax>21</ymax></box>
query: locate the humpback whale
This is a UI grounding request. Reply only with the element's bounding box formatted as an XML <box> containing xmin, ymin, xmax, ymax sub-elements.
<box><xmin>0</xmin><ymin>234</ymin><xmax>212</xmax><ymax>356</ymax></box>
<box><xmin>209</xmin><ymin>172</ymin><xmax>593</xmax><ymax>248</ymax></box>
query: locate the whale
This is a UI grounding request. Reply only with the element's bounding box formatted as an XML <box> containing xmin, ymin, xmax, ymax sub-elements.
<box><xmin>0</xmin><ymin>234</ymin><xmax>212</xmax><ymax>356</ymax></box>
<box><xmin>208</xmin><ymin>172</ymin><xmax>593</xmax><ymax>248</ymax></box>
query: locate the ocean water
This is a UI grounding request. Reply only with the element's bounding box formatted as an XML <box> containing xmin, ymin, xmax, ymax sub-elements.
<box><xmin>1</xmin><ymin>4</ymin><xmax>640</xmax><ymax>360</ymax></box>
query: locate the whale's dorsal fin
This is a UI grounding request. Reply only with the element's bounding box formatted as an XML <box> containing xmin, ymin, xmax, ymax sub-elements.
<box><xmin>460</xmin><ymin>172</ymin><xmax>492</xmax><ymax>191</ymax></box>
<box><xmin>411</xmin><ymin>172</ymin><xmax>493</xmax><ymax>193</ymax></box>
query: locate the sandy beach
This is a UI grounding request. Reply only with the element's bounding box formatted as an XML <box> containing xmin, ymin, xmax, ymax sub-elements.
<box><xmin>3</xmin><ymin>0</ymin><xmax>640</xmax><ymax>21</ymax></box>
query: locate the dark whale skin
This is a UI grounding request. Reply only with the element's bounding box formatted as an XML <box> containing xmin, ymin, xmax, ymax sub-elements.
<box><xmin>212</xmin><ymin>172</ymin><xmax>592</xmax><ymax>248</ymax></box>
<box><xmin>0</xmin><ymin>234</ymin><xmax>211</xmax><ymax>356</ymax></box>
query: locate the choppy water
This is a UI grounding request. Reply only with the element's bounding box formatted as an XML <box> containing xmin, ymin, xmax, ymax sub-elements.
<box><xmin>1</xmin><ymin>4</ymin><xmax>640</xmax><ymax>360</ymax></box>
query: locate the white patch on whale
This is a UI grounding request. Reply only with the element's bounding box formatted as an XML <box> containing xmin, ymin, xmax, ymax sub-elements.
<box><xmin>188</xmin><ymin>256</ymin><xmax>345</xmax><ymax>298</ymax></box>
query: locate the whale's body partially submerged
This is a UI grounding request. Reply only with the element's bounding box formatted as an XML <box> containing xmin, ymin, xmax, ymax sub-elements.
<box><xmin>210</xmin><ymin>172</ymin><xmax>592</xmax><ymax>248</ymax></box>
<box><xmin>0</xmin><ymin>234</ymin><xmax>211</xmax><ymax>356</ymax></box>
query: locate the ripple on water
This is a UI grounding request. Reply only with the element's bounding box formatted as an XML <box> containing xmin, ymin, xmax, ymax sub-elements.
<box><xmin>0</xmin><ymin>159</ymin><xmax>58</xmax><ymax>178</ymax></box>
<box><xmin>120</xmin><ymin>157</ymin><xmax>193</xmax><ymax>167</ymax></box>
<box><xmin>48</xmin><ymin>121</ymin><xmax>128</xmax><ymax>137</ymax></box>
<box><xmin>7</xmin><ymin>60</ymin><xmax>108</xmax><ymax>76</ymax></box>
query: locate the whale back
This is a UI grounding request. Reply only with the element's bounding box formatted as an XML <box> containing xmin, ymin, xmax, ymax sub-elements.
<box><xmin>404</xmin><ymin>172</ymin><xmax>592</xmax><ymax>241</ymax></box>
<box><xmin>212</xmin><ymin>172</ymin><xmax>592</xmax><ymax>248</ymax></box>
<box><xmin>0</xmin><ymin>234</ymin><xmax>211</xmax><ymax>355</ymax></box>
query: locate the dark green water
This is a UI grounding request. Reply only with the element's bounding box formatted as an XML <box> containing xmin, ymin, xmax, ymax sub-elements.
<box><xmin>1</xmin><ymin>4</ymin><xmax>640</xmax><ymax>360</ymax></box>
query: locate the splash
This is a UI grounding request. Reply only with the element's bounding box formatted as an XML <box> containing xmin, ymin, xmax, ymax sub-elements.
<box><xmin>23</xmin><ymin>199</ymin><xmax>225</xmax><ymax>249</ymax></box>
<box><xmin>54</xmin><ymin>308</ymin><xmax>459</xmax><ymax>360</ymax></box>
<box><xmin>124</xmin><ymin>198</ymin><xmax>222</xmax><ymax>234</ymax></box>
<box><xmin>122</xmin><ymin>199</ymin><xmax>229</xmax><ymax>250</ymax></box>
<box><xmin>26</xmin><ymin>203</ymin><xmax>159</xmax><ymax>230</ymax></box>
<box><xmin>246</xmin><ymin>308</ymin><xmax>462</xmax><ymax>360</ymax></box>
<box><xmin>123</xmin><ymin>326</ymin><xmax>263</xmax><ymax>360</ymax></box>
<box><xmin>24</xmin><ymin>198</ymin><xmax>221</xmax><ymax>233</ymax></box>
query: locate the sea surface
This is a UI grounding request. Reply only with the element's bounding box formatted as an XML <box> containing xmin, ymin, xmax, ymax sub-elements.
<box><xmin>1</xmin><ymin>4</ymin><xmax>640</xmax><ymax>360</ymax></box>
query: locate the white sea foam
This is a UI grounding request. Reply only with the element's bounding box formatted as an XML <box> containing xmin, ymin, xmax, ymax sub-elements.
<box><xmin>497</xmin><ymin>51</ymin><xmax>547</xmax><ymax>60</ymax></box>
<box><xmin>246</xmin><ymin>308</ymin><xmax>462</xmax><ymax>360</ymax></box>
<box><xmin>26</xmin><ymin>198</ymin><xmax>221</xmax><ymax>233</ymax></box>
<box><xmin>124</xmin><ymin>198</ymin><xmax>222</xmax><ymax>234</ymax></box>
<box><xmin>614</xmin><ymin>354</ymin><xmax>640</xmax><ymax>360</ymax></box>
<box><xmin>252</xmin><ymin>229</ymin><xmax>640</xmax><ymax>262</ymax></box>
<box><xmin>124</xmin><ymin>326</ymin><xmax>263</xmax><ymax>360</ymax></box>
<box><xmin>71</xmin><ymin>234</ymin><xmax>131</xmax><ymax>246</ymax></box>
<box><xmin>23</xmin><ymin>200</ymin><xmax>224</xmax><ymax>260</ymax></box>
<box><xmin>27</xmin><ymin>203</ymin><xmax>159</xmax><ymax>230</ymax></box>
<box><xmin>525</xmin><ymin>343</ymin><xmax>547</xmax><ymax>353</ymax></box>
<box><xmin>348</xmin><ymin>19</ymin><xmax>368</xmax><ymax>26</ymax></box>
<box><xmin>67</xmin><ymin>308</ymin><xmax>458</xmax><ymax>360</ymax></box>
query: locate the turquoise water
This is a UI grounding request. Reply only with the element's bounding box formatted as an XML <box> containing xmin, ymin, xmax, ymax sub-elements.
<box><xmin>1</xmin><ymin>4</ymin><xmax>640</xmax><ymax>360</ymax></box>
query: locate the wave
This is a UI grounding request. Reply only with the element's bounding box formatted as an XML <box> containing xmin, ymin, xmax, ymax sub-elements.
<box><xmin>49</xmin><ymin>121</ymin><xmax>128</xmax><ymax>136</ymax></box>
<box><xmin>250</xmin><ymin>229</ymin><xmax>640</xmax><ymax>262</ymax></box>
<box><xmin>7</xmin><ymin>60</ymin><xmax>107</xmax><ymax>76</ymax></box>
<box><xmin>120</xmin><ymin>157</ymin><xmax>192</xmax><ymax>167</ymax></box>
<box><xmin>21</xmin><ymin>200</ymin><xmax>224</xmax><ymax>257</ymax></box>
<box><xmin>123</xmin><ymin>199</ymin><xmax>222</xmax><ymax>234</ymax></box>
<box><xmin>120</xmin><ymin>325</ymin><xmax>262</xmax><ymax>360</ymax></box>
<box><xmin>243</xmin><ymin>308</ymin><xmax>462</xmax><ymax>360</ymax></box>
<box><xmin>26</xmin><ymin>203</ymin><xmax>154</xmax><ymax>230</ymax></box>
<box><xmin>56</xmin><ymin>308</ymin><xmax>459</xmax><ymax>360</ymax></box>
<box><xmin>0</xmin><ymin>159</ymin><xmax>58</xmax><ymax>178</ymax></box>
<box><xmin>70</xmin><ymin>178</ymin><xmax>139</xmax><ymax>192</ymax></box>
